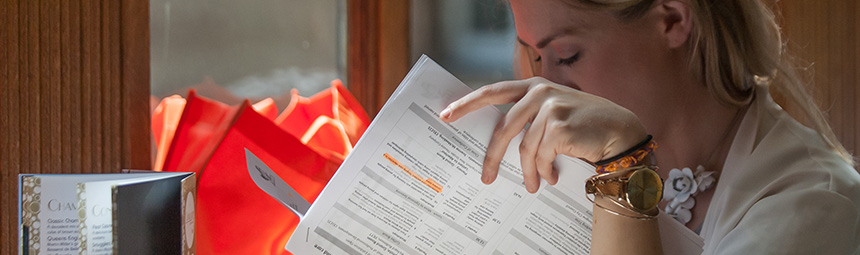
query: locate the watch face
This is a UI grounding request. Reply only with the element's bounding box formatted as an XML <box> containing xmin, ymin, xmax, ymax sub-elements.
<box><xmin>626</xmin><ymin>169</ymin><xmax>663</xmax><ymax>211</ymax></box>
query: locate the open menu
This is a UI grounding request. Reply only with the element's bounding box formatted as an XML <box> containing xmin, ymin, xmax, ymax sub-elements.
<box><xmin>280</xmin><ymin>55</ymin><xmax>703</xmax><ymax>254</ymax></box>
<box><xmin>18</xmin><ymin>171</ymin><xmax>196</xmax><ymax>255</ymax></box>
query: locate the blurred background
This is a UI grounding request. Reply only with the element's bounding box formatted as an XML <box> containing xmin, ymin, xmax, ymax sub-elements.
<box><xmin>149</xmin><ymin>0</ymin><xmax>345</xmax><ymax>106</ymax></box>
<box><xmin>149</xmin><ymin>0</ymin><xmax>516</xmax><ymax>106</ymax></box>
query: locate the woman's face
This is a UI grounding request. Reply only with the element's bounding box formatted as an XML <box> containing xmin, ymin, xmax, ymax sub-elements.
<box><xmin>510</xmin><ymin>0</ymin><xmax>679</xmax><ymax>111</ymax></box>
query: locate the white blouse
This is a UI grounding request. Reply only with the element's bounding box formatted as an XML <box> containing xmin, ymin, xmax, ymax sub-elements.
<box><xmin>700</xmin><ymin>85</ymin><xmax>860</xmax><ymax>254</ymax></box>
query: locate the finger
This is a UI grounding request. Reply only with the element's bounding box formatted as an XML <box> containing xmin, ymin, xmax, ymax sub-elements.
<box><xmin>482</xmin><ymin>86</ymin><xmax>545</xmax><ymax>185</ymax></box>
<box><xmin>521</xmin><ymin>146</ymin><xmax>542</xmax><ymax>193</ymax></box>
<box><xmin>529</xmin><ymin>101</ymin><xmax>560</xmax><ymax>186</ymax></box>
<box><xmin>536</xmin><ymin>120</ymin><xmax>560</xmax><ymax>186</ymax></box>
<box><xmin>520</xmin><ymin>101</ymin><xmax>549</xmax><ymax>191</ymax></box>
<box><xmin>440</xmin><ymin>80</ymin><xmax>531</xmax><ymax>122</ymax></box>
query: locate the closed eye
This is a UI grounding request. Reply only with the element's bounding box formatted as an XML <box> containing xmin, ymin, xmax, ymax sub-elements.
<box><xmin>557</xmin><ymin>53</ymin><xmax>580</xmax><ymax>66</ymax></box>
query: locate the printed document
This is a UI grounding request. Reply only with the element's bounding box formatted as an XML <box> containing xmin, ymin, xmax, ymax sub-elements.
<box><xmin>285</xmin><ymin>55</ymin><xmax>703</xmax><ymax>255</ymax></box>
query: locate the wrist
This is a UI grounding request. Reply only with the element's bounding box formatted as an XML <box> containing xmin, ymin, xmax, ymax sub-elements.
<box><xmin>593</xmin><ymin>195</ymin><xmax>652</xmax><ymax>219</ymax></box>
<box><xmin>603</xmin><ymin>117</ymin><xmax>649</xmax><ymax>161</ymax></box>
<box><xmin>591</xmin><ymin>199</ymin><xmax>664</xmax><ymax>255</ymax></box>
<box><xmin>595</xmin><ymin>135</ymin><xmax>657</xmax><ymax>173</ymax></box>
<box><xmin>586</xmin><ymin>165</ymin><xmax>662</xmax><ymax>219</ymax></box>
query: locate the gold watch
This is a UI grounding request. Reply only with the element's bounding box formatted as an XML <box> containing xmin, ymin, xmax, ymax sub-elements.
<box><xmin>585</xmin><ymin>165</ymin><xmax>663</xmax><ymax>219</ymax></box>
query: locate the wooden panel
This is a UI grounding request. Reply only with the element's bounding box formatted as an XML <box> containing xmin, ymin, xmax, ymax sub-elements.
<box><xmin>378</xmin><ymin>0</ymin><xmax>411</xmax><ymax>114</ymax></box>
<box><xmin>0</xmin><ymin>0</ymin><xmax>151</xmax><ymax>253</ymax></box>
<box><xmin>778</xmin><ymin>1</ymin><xmax>859</xmax><ymax>156</ymax></box>
<box><xmin>347</xmin><ymin>0</ymin><xmax>411</xmax><ymax>117</ymax></box>
<box><xmin>348</xmin><ymin>0</ymin><xmax>378</xmax><ymax>116</ymax></box>
<box><xmin>0</xmin><ymin>0</ymin><xmax>11</xmax><ymax>254</ymax></box>
<box><xmin>122</xmin><ymin>0</ymin><xmax>152</xmax><ymax>169</ymax></box>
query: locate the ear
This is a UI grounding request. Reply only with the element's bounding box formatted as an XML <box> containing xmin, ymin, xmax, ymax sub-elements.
<box><xmin>656</xmin><ymin>0</ymin><xmax>693</xmax><ymax>49</ymax></box>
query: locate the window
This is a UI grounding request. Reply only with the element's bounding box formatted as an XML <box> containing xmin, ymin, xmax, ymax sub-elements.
<box><xmin>150</xmin><ymin>0</ymin><xmax>346</xmax><ymax>107</ymax></box>
<box><xmin>411</xmin><ymin>0</ymin><xmax>516</xmax><ymax>90</ymax></box>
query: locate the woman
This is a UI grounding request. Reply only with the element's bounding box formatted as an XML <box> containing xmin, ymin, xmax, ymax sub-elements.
<box><xmin>440</xmin><ymin>0</ymin><xmax>860</xmax><ymax>254</ymax></box>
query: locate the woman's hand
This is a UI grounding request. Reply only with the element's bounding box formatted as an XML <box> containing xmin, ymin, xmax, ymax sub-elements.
<box><xmin>440</xmin><ymin>77</ymin><xmax>647</xmax><ymax>193</ymax></box>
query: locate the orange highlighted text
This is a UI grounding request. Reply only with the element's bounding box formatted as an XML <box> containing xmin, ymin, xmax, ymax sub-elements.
<box><xmin>384</xmin><ymin>153</ymin><xmax>442</xmax><ymax>193</ymax></box>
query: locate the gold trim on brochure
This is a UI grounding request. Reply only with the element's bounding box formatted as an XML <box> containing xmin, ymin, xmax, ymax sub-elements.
<box><xmin>21</xmin><ymin>176</ymin><xmax>42</xmax><ymax>254</ymax></box>
<box><xmin>181</xmin><ymin>173</ymin><xmax>197</xmax><ymax>255</ymax></box>
<box><xmin>77</xmin><ymin>183</ymin><xmax>88</xmax><ymax>254</ymax></box>
<box><xmin>111</xmin><ymin>187</ymin><xmax>120</xmax><ymax>255</ymax></box>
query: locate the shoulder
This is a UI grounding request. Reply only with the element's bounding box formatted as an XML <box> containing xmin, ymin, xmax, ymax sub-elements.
<box><xmin>704</xmin><ymin>87</ymin><xmax>860</xmax><ymax>254</ymax></box>
<box><xmin>726</xmin><ymin>85</ymin><xmax>859</xmax><ymax>198</ymax></box>
<box><xmin>742</xmin><ymin>89</ymin><xmax>860</xmax><ymax>197</ymax></box>
<box><xmin>713</xmin><ymin>188</ymin><xmax>859</xmax><ymax>254</ymax></box>
<box><xmin>717</xmin><ymin>126</ymin><xmax>860</xmax><ymax>253</ymax></box>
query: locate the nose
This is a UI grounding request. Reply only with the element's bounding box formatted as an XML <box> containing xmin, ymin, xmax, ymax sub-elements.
<box><xmin>540</xmin><ymin>63</ymin><xmax>564</xmax><ymax>85</ymax></box>
<box><xmin>540</xmin><ymin>64</ymin><xmax>580</xmax><ymax>90</ymax></box>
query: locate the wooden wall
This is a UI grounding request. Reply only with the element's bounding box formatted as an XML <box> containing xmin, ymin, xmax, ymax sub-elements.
<box><xmin>778</xmin><ymin>1</ymin><xmax>859</xmax><ymax>157</ymax></box>
<box><xmin>347</xmin><ymin>0</ymin><xmax>411</xmax><ymax>117</ymax></box>
<box><xmin>0</xmin><ymin>0</ymin><xmax>151</xmax><ymax>253</ymax></box>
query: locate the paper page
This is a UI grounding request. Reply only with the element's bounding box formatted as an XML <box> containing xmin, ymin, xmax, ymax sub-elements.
<box><xmin>245</xmin><ymin>148</ymin><xmax>312</xmax><ymax>217</ymax></box>
<box><xmin>78</xmin><ymin>181</ymin><xmax>119</xmax><ymax>254</ymax></box>
<box><xmin>286</xmin><ymin>55</ymin><xmax>704</xmax><ymax>254</ymax></box>
<box><xmin>287</xmin><ymin>56</ymin><xmax>596</xmax><ymax>254</ymax></box>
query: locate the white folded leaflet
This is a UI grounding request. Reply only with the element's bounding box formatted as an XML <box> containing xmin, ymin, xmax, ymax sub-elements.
<box><xmin>246</xmin><ymin>148</ymin><xmax>312</xmax><ymax>218</ymax></box>
<box><xmin>18</xmin><ymin>171</ymin><xmax>196</xmax><ymax>255</ymax></box>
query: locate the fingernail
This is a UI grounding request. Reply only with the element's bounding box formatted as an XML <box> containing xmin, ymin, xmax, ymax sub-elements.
<box><xmin>483</xmin><ymin>174</ymin><xmax>496</xmax><ymax>184</ymax></box>
<box><xmin>440</xmin><ymin>107</ymin><xmax>451</xmax><ymax>119</ymax></box>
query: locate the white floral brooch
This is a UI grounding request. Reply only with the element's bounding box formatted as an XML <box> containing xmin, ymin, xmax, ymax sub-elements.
<box><xmin>663</xmin><ymin>165</ymin><xmax>716</xmax><ymax>224</ymax></box>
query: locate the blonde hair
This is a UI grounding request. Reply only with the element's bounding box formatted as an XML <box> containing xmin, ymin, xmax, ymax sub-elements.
<box><xmin>515</xmin><ymin>0</ymin><xmax>854</xmax><ymax>165</ymax></box>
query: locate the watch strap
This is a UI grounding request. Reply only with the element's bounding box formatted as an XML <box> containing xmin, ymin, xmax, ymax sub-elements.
<box><xmin>586</xmin><ymin>174</ymin><xmax>625</xmax><ymax>198</ymax></box>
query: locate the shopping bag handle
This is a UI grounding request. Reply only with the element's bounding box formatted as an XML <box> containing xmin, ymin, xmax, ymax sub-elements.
<box><xmin>300</xmin><ymin>116</ymin><xmax>353</xmax><ymax>154</ymax></box>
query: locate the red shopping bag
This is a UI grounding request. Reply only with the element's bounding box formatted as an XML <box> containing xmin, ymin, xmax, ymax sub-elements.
<box><xmin>253</xmin><ymin>97</ymin><xmax>279</xmax><ymax>121</ymax></box>
<box><xmin>159</xmin><ymin>83</ymin><xmax>368</xmax><ymax>254</ymax></box>
<box><xmin>161</xmin><ymin>90</ymin><xmax>241</xmax><ymax>174</ymax></box>
<box><xmin>276</xmin><ymin>79</ymin><xmax>370</xmax><ymax>159</ymax></box>
<box><xmin>152</xmin><ymin>95</ymin><xmax>187</xmax><ymax>171</ymax></box>
<box><xmin>153</xmin><ymin>93</ymin><xmax>279</xmax><ymax>172</ymax></box>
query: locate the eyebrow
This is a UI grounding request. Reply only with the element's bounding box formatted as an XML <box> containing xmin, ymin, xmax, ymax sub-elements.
<box><xmin>516</xmin><ymin>28</ymin><xmax>579</xmax><ymax>49</ymax></box>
